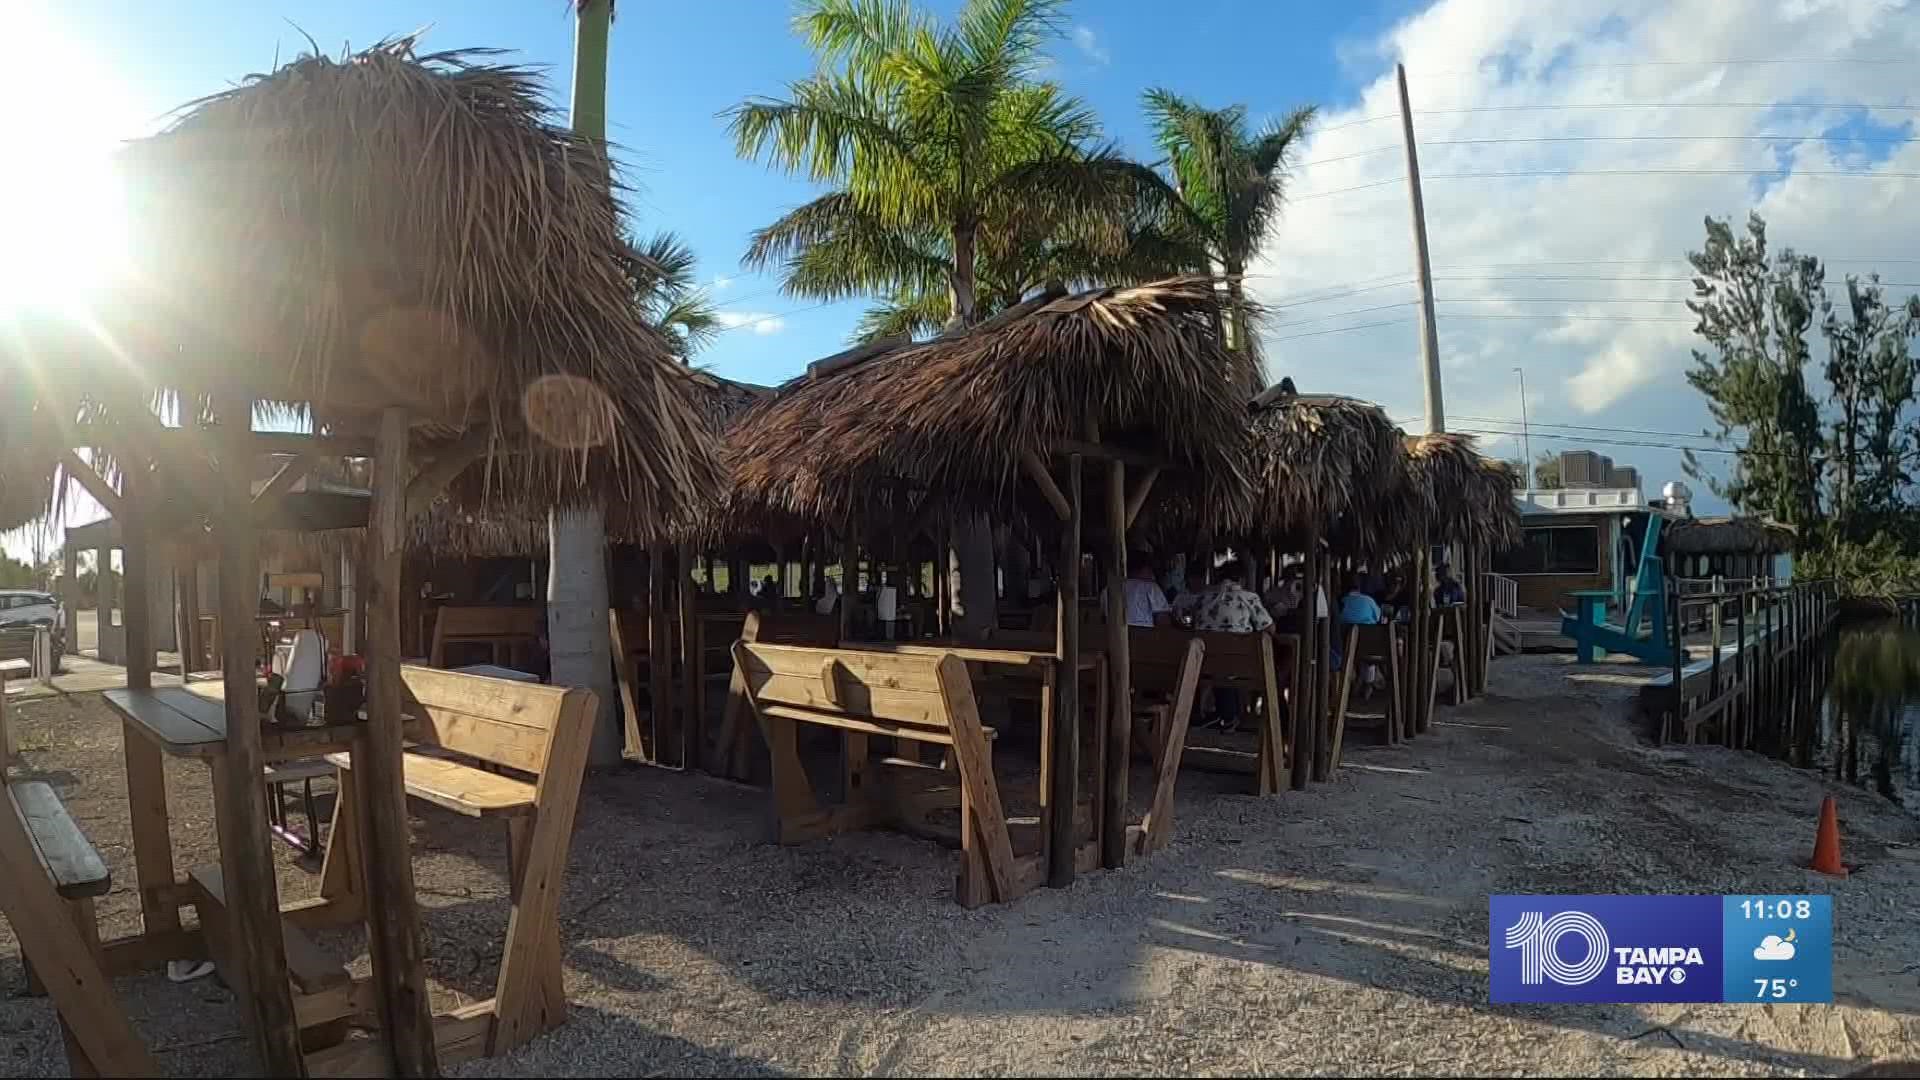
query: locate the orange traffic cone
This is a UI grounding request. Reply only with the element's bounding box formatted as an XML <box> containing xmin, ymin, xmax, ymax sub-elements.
<box><xmin>1810</xmin><ymin>795</ymin><xmax>1847</xmax><ymax>877</ymax></box>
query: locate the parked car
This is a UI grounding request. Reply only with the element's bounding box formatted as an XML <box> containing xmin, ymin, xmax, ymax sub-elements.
<box><xmin>0</xmin><ymin>589</ymin><xmax>64</xmax><ymax>660</ymax></box>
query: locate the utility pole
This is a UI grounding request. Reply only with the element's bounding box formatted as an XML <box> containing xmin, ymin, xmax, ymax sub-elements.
<box><xmin>1514</xmin><ymin>366</ymin><xmax>1532</xmax><ymax>485</ymax></box>
<box><xmin>1396</xmin><ymin>62</ymin><xmax>1445</xmax><ymax>434</ymax></box>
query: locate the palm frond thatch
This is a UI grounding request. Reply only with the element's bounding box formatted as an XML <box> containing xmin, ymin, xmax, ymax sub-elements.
<box><xmin>91</xmin><ymin>38</ymin><xmax>720</xmax><ymax>537</ymax></box>
<box><xmin>1666</xmin><ymin>516</ymin><xmax>1794</xmax><ymax>555</ymax></box>
<box><xmin>1406</xmin><ymin>432</ymin><xmax>1522</xmax><ymax>552</ymax></box>
<box><xmin>726</xmin><ymin>277</ymin><xmax>1256</xmax><ymax>530</ymax></box>
<box><xmin>1244</xmin><ymin>390</ymin><xmax>1411</xmax><ymax>558</ymax></box>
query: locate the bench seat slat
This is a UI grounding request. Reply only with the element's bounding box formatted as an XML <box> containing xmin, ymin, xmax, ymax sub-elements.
<box><xmin>326</xmin><ymin>750</ymin><xmax>535</xmax><ymax>818</ymax></box>
<box><xmin>8</xmin><ymin>782</ymin><xmax>109</xmax><ymax>898</ymax></box>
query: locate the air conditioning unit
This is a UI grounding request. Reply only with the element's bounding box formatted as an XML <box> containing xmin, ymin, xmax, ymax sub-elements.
<box><xmin>1608</xmin><ymin>465</ymin><xmax>1640</xmax><ymax>491</ymax></box>
<box><xmin>1560</xmin><ymin>450</ymin><xmax>1612</xmax><ymax>487</ymax></box>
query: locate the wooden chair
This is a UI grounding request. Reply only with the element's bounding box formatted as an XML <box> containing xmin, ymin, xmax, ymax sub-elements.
<box><xmin>0</xmin><ymin>657</ymin><xmax>27</xmax><ymax>769</ymax></box>
<box><xmin>1434</xmin><ymin>606</ymin><xmax>1469</xmax><ymax>707</ymax></box>
<box><xmin>427</xmin><ymin>606</ymin><xmax>544</xmax><ymax>670</ymax></box>
<box><xmin>1330</xmin><ymin>622</ymin><xmax>1403</xmax><ymax>766</ymax></box>
<box><xmin>730</xmin><ymin>641</ymin><xmax>1039</xmax><ymax>907</ymax></box>
<box><xmin>1134</xmin><ymin>628</ymin><xmax>1291</xmax><ymax>795</ymax></box>
<box><xmin>321</xmin><ymin>666</ymin><xmax>596</xmax><ymax>1056</ymax></box>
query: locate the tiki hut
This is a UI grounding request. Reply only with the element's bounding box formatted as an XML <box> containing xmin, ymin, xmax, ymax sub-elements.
<box><xmin>1403</xmin><ymin>432</ymin><xmax>1522</xmax><ymax>715</ymax></box>
<box><xmin>1665</xmin><ymin>515</ymin><xmax>1794</xmax><ymax>583</ymax></box>
<box><xmin>0</xmin><ymin>40</ymin><xmax>720</xmax><ymax>1075</ymax></box>
<box><xmin>1244</xmin><ymin>390</ymin><xmax>1416</xmax><ymax>561</ymax></box>
<box><xmin>727</xmin><ymin>277</ymin><xmax>1256</xmax><ymax>885</ymax></box>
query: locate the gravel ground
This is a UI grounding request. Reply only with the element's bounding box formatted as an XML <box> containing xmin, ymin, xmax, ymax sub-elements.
<box><xmin>1</xmin><ymin>653</ymin><xmax>1917</xmax><ymax>1077</ymax></box>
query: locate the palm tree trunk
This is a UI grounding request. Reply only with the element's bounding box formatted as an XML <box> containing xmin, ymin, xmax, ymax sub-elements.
<box><xmin>550</xmin><ymin>0</ymin><xmax>623</xmax><ymax>766</ymax></box>
<box><xmin>948</xmin><ymin>218</ymin><xmax>996</xmax><ymax>641</ymax></box>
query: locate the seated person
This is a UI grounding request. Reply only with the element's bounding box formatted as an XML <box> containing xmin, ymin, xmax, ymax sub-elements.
<box><xmin>1434</xmin><ymin>563</ymin><xmax>1466</xmax><ymax>607</ymax></box>
<box><xmin>1339</xmin><ymin>575</ymin><xmax>1386</xmax><ymax>696</ymax></box>
<box><xmin>1110</xmin><ymin>553</ymin><xmax>1172</xmax><ymax>628</ymax></box>
<box><xmin>1191</xmin><ymin>559</ymin><xmax>1274</xmax><ymax>730</ymax></box>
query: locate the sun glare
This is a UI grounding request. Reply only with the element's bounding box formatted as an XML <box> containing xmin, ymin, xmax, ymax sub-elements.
<box><xmin>0</xmin><ymin>6</ymin><xmax>138</xmax><ymax>315</ymax></box>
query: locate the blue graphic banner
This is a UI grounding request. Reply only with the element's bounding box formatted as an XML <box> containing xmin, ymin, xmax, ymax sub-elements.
<box><xmin>1489</xmin><ymin>895</ymin><xmax>1832</xmax><ymax>1004</ymax></box>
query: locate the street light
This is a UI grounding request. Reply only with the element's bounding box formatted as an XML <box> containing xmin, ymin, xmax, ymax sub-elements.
<box><xmin>1513</xmin><ymin>366</ymin><xmax>1532</xmax><ymax>488</ymax></box>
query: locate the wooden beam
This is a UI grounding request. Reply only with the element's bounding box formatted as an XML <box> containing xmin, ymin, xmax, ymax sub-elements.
<box><xmin>74</xmin><ymin>421</ymin><xmax>375</xmax><ymax>458</ymax></box>
<box><xmin>1101</xmin><ymin>457</ymin><xmax>1130</xmax><ymax>869</ymax></box>
<box><xmin>1123</xmin><ymin>467</ymin><xmax>1161</xmax><ymax>531</ymax></box>
<box><xmin>252</xmin><ymin>454</ymin><xmax>315</xmax><ymax>506</ymax></box>
<box><xmin>1046</xmin><ymin>454</ymin><xmax>1082</xmax><ymax>888</ymax></box>
<box><xmin>57</xmin><ymin>450</ymin><xmax>123</xmax><ymax>518</ymax></box>
<box><xmin>363</xmin><ymin>406</ymin><xmax>440</xmax><ymax>1077</ymax></box>
<box><xmin>1020</xmin><ymin>451</ymin><xmax>1072</xmax><ymax>522</ymax></box>
<box><xmin>405</xmin><ymin>430</ymin><xmax>492</xmax><ymax>518</ymax></box>
<box><xmin>210</xmin><ymin>387</ymin><xmax>306</xmax><ymax>1076</ymax></box>
<box><xmin>1051</xmin><ymin>439</ymin><xmax>1172</xmax><ymax>470</ymax></box>
<box><xmin>122</xmin><ymin>468</ymin><xmax>153</xmax><ymax>691</ymax></box>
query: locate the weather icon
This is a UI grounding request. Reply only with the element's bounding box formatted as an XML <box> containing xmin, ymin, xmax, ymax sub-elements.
<box><xmin>1754</xmin><ymin>928</ymin><xmax>1798</xmax><ymax>961</ymax></box>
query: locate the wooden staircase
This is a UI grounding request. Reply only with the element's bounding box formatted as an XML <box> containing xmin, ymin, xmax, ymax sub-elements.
<box><xmin>1486</xmin><ymin>573</ymin><xmax>1523</xmax><ymax>656</ymax></box>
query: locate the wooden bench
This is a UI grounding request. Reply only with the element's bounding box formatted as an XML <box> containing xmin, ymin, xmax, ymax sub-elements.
<box><xmin>1132</xmin><ymin>628</ymin><xmax>1292</xmax><ymax>795</ymax></box>
<box><xmin>1330</xmin><ymin>622</ymin><xmax>1404</xmax><ymax>764</ymax></box>
<box><xmin>732</xmin><ymin>641</ymin><xmax>1047</xmax><ymax>907</ymax></box>
<box><xmin>715</xmin><ymin>611</ymin><xmax>841</xmax><ymax>779</ymax></box>
<box><xmin>321</xmin><ymin>665</ymin><xmax>594</xmax><ymax>1057</ymax></box>
<box><xmin>429</xmin><ymin>605</ymin><xmax>544</xmax><ymax>670</ymax></box>
<box><xmin>0</xmin><ymin>777</ymin><xmax>156</xmax><ymax>1075</ymax></box>
<box><xmin>185</xmin><ymin>863</ymin><xmax>365</xmax><ymax>1050</ymax></box>
<box><xmin>0</xmin><ymin>657</ymin><xmax>28</xmax><ymax>769</ymax></box>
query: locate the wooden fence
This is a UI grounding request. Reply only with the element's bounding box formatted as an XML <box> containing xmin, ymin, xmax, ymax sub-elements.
<box><xmin>1650</xmin><ymin>579</ymin><xmax>1839</xmax><ymax>757</ymax></box>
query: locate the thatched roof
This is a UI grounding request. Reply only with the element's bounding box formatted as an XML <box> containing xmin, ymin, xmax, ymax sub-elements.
<box><xmin>726</xmin><ymin>278</ymin><xmax>1257</xmax><ymax>531</ymax></box>
<box><xmin>1666</xmin><ymin>515</ymin><xmax>1794</xmax><ymax>555</ymax></box>
<box><xmin>1405</xmin><ymin>433</ymin><xmax>1522</xmax><ymax>552</ymax></box>
<box><xmin>1243</xmin><ymin>390</ymin><xmax>1414</xmax><ymax>558</ymax></box>
<box><xmin>20</xmin><ymin>39</ymin><xmax>719</xmax><ymax>540</ymax></box>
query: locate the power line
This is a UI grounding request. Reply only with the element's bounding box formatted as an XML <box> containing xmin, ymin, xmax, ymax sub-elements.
<box><xmin>1417</xmin><ymin>101</ymin><xmax>1920</xmax><ymax>115</ymax></box>
<box><xmin>1291</xmin><ymin>166</ymin><xmax>1920</xmax><ymax>200</ymax></box>
<box><xmin>1294</xmin><ymin>132</ymin><xmax>1920</xmax><ymax>169</ymax></box>
<box><xmin>1267</xmin><ymin>318</ymin><xmax>1412</xmax><ymax>342</ymax></box>
<box><xmin>1450</xmin><ymin>426</ymin><xmax>1766</xmax><ymax>458</ymax></box>
<box><xmin>1452</xmin><ymin>414</ymin><xmax>1740</xmax><ymax>445</ymax></box>
<box><xmin>1416</xmin><ymin>58</ymin><xmax>1920</xmax><ymax>77</ymax></box>
<box><xmin>712</xmin><ymin>299</ymin><xmax>839</xmax><ymax>334</ymax></box>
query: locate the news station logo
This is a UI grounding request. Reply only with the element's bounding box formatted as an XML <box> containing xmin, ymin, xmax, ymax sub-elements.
<box><xmin>1490</xmin><ymin>896</ymin><xmax>1722</xmax><ymax>1003</ymax></box>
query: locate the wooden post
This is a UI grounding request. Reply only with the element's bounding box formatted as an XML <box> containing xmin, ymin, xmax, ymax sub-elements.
<box><xmin>1101</xmin><ymin>459</ymin><xmax>1129</xmax><ymax>869</ymax></box>
<box><xmin>646</xmin><ymin>550</ymin><xmax>673</xmax><ymax>763</ymax></box>
<box><xmin>1734</xmin><ymin>597</ymin><xmax>1747</xmax><ymax>750</ymax></box>
<box><xmin>936</xmin><ymin>520</ymin><xmax>953</xmax><ymax>638</ymax></box>
<box><xmin>174</xmin><ymin>555</ymin><xmax>197</xmax><ymax>680</ymax></box>
<box><xmin>364</xmin><ymin>406</ymin><xmax>439</xmax><ymax>1077</ymax></box>
<box><xmin>1313</xmin><ymin>555</ymin><xmax>1335</xmax><ymax>781</ymax></box>
<box><xmin>838</xmin><ymin>529</ymin><xmax>856</xmax><ymax>642</ymax></box>
<box><xmin>1046</xmin><ymin>455</ymin><xmax>1082</xmax><ymax>887</ymax></box>
<box><xmin>679</xmin><ymin>545</ymin><xmax>700</xmax><ymax>762</ymax></box>
<box><xmin>123</xmin><ymin>471</ymin><xmax>152</xmax><ymax>690</ymax></box>
<box><xmin>211</xmin><ymin>387</ymin><xmax>306</xmax><ymax>1076</ymax></box>
<box><xmin>1666</xmin><ymin>583</ymin><xmax>1682</xmax><ymax>744</ymax></box>
<box><xmin>1291</xmin><ymin>532</ymin><xmax>1318</xmax><ymax>790</ymax></box>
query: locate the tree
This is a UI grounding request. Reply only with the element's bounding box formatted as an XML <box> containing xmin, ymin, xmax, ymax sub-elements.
<box><xmin>550</xmin><ymin>0</ymin><xmax>623</xmax><ymax>766</ymax></box>
<box><xmin>1531</xmin><ymin>451</ymin><xmax>1563</xmax><ymax>490</ymax></box>
<box><xmin>1142</xmin><ymin>88</ymin><xmax>1315</xmax><ymax>366</ymax></box>
<box><xmin>728</xmin><ymin>0</ymin><xmax>1177</xmax><ymax>335</ymax></box>
<box><xmin>1821</xmin><ymin>275</ymin><xmax>1920</xmax><ymax>540</ymax></box>
<box><xmin>623</xmin><ymin>230</ymin><xmax>721</xmax><ymax>359</ymax></box>
<box><xmin>1683</xmin><ymin>213</ymin><xmax>1827</xmax><ymax>536</ymax></box>
<box><xmin>728</xmin><ymin>0</ymin><xmax>1174</xmax><ymax>637</ymax></box>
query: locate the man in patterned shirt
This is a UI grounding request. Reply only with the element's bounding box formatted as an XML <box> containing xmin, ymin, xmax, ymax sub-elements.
<box><xmin>1191</xmin><ymin>558</ymin><xmax>1274</xmax><ymax>729</ymax></box>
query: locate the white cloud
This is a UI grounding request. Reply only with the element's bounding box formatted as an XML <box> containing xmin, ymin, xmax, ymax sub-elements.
<box><xmin>1249</xmin><ymin>0</ymin><xmax>1920</xmax><ymax>507</ymax></box>
<box><xmin>708</xmin><ymin>274</ymin><xmax>735</xmax><ymax>292</ymax></box>
<box><xmin>715</xmin><ymin>311</ymin><xmax>787</xmax><ymax>335</ymax></box>
<box><xmin>1070</xmin><ymin>25</ymin><xmax>1109</xmax><ymax>66</ymax></box>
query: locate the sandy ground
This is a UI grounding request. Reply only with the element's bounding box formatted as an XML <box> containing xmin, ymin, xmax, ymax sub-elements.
<box><xmin>1</xmin><ymin>653</ymin><xmax>1917</xmax><ymax>1077</ymax></box>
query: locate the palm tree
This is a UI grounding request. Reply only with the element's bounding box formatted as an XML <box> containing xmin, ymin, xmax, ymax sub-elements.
<box><xmin>728</xmin><ymin>0</ymin><xmax>1178</xmax><ymax>333</ymax></box>
<box><xmin>624</xmin><ymin>230</ymin><xmax>721</xmax><ymax>358</ymax></box>
<box><xmin>1143</xmin><ymin>88</ymin><xmax>1316</xmax><ymax>362</ymax></box>
<box><xmin>552</xmin><ymin>0</ymin><xmax>621</xmax><ymax>766</ymax></box>
<box><xmin>727</xmin><ymin>0</ymin><xmax>1179</xmax><ymax>638</ymax></box>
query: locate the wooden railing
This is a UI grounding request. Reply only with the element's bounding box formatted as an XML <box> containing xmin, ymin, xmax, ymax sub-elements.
<box><xmin>1654</xmin><ymin>578</ymin><xmax>1838</xmax><ymax>753</ymax></box>
<box><xmin>1483</xmin><ymin>572</ymin><xmax>1519</xmax><ymax>619</ymax></box>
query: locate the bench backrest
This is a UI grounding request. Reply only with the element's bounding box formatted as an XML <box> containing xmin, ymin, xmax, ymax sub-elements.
<box><xmin>731</xmin><ymin>642</ymin><xmax>969</xmax><ymax>737</ymax></box>
<box><xmin>429</xmin><ymin>606</ymin><xmax>543</xmax><ymax>666</ymax></box>
<box><xmin>399</xmin><ymin>664</ymin><xmax>594</xmax><ymax>776</ymax></box>
<box><xmin>1130</xmin><ymin>627</ymin><xmax>1285</xmax><ymax>691</ymax></box>
<box><xmin>1350</xmin><ymin>621</ymin><xmax>1399</xmax><ymax>660</ymax></box>
<box><xmin>744</xmin><ymin>610</ymin><xmax>841</xmax><ymax>647</ymax></box>
<box><xmin>0</xmin><ymin>658</ymin><xmax>25</xmax><ymax>770</ymax></box>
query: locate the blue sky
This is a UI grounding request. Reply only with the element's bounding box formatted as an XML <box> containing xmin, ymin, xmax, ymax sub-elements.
<box><xmin>48</xmin><ymin>0</ymin><xmax>1415</xmax><ymax>389</ymax></box>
